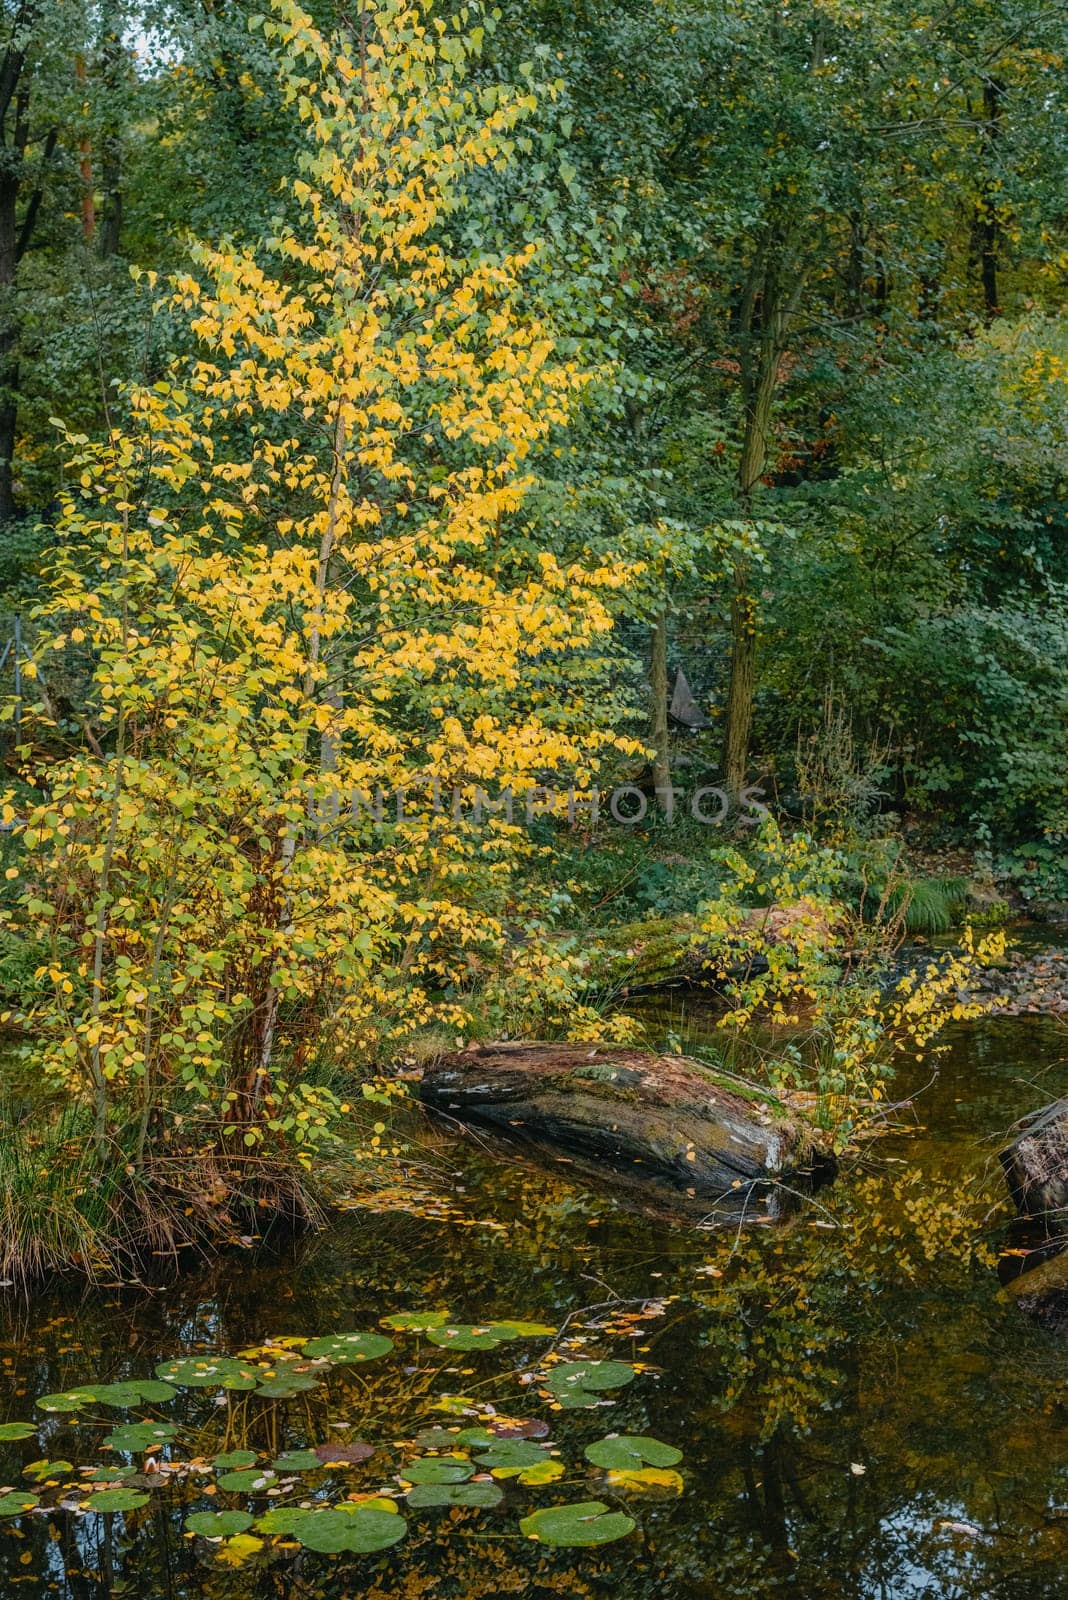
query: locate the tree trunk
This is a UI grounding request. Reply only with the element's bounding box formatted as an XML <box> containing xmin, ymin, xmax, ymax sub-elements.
<box><xmin>419</xmin><ymin>1042</ymin><xmax>833</xmax><ymax>1202</ymax></box>
<box><xmin>649</xmin><ymin>609</ymin><xmax>671</xmax><ymax>810</ymax></box>
<box><xmin>976</xmin><ymin>79</ymin><xmax>1003</xmax><ymax>322</ymax></box>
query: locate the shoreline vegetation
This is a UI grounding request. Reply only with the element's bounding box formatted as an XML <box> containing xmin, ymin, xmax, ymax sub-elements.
<box><xmin>0</xmin><ymin>0</ymin><xmax>1065</xmax><ymax>1296</ymax></box>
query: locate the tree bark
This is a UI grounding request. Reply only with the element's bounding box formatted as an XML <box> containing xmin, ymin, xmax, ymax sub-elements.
<box><xmin>419</xmin><ymin>1042</ymin><xmax>832</xmax><ymax>1201</ymax></box>
<box><xmin>649</xmin><ymin>608</ymin><xmax>671</xmax><ymax>809</ymax></box>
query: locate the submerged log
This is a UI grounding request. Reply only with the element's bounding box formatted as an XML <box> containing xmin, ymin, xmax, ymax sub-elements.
<box><xmin>1000</xmin><ymin>1097</ymin><xmax>1068</xmax><ymax>1226</ymax></box>
<box><xmin>418</xmin><ymin>1042</ymin><xmax>833</xmax><ymax>1198</ymax></box>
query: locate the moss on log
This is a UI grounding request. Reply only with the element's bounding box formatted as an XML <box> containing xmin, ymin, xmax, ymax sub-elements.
<box><xmin>418</xmin><ymin>1041</ymin><xmax>832</xmax><ymax>1198</ymax></box>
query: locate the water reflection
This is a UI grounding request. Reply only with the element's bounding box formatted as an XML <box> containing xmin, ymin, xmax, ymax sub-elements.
<box><xmin>0</xmin><ymin>1017</ymin><xmax>1065</xmax><ymax>1598</ymax></box>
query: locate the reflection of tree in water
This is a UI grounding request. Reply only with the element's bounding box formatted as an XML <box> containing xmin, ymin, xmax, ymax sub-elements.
<box><xmin>0</xmin><ymin>1140</ymin><xmax>1064</xmax><ymax>1598</ymax></box>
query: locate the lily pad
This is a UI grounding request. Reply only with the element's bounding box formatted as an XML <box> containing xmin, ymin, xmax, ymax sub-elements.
<box><xmin>401</xmin><ymin>1455</ymin><xmax>473</xmax><ymax>1485</ymax></box>
<box><xmin>584</xmin><ymin>1435</ymin><xmax>683</xmax><ymax>1471</ymax></box>
<box><xmin>0</xmin><ymin>1423</ymin><xmax>36</xmax><ymax>1441</ymax></box>
<box><xmin>213</xmin><ymin>1450</ymin><xmax>259</xmax><ymax>1471</ymax></box>
<box><xmin>155</xmin><ymin>1356</ymin><xmax>258</xmax><ymax>1391</ymax></box>
<box><xmin>82</xmin><ymin>1380</ymin><xmax>178</xmax><ymax>1408</ymax></box>
<box><xmin>80</xmin><ymin>1466</ymin><xmax>141</xmax><ymax>1484</ymax></box>
<box><xmin>472</xmin><ymin>1439</ymin><xmax>552</xmax><ymax>1477</ymax></box>
<box><xmin>302</xmin><ymin>1332</ymin><xmax>393</xmax><ymax>1363</ymax></box>
<box><xmin>313</xmin><ymin>1441</ymin><xmax>374</xmax><ymax>1466</ymax></box>
<box><xmin>36</xmin><ymin>1389</ymin><xmax>97</xmax><ymax>1413</ymax></box>
<box><xmin>423</xmin><ymin>1319</ymin><xmax>556</xmax><ymax>1352</ymax></box>
<box><xmin>0</xmin><ymin>1492</ymin><xmax>38</xmax><ymax>1517</ymax></box>
<box><xmin>187</xmin><ymin>1510</ymin><xmax>255</xmax><ymax>1537</ymax></box>
<box><xmin>414</xmin><ymin>1427</ymin><xmax>460</xmax><ymax>1450</ymax></box>
<box><xmin>271</xmin><ymin>1449</ymin><xmax>322</xmax><ymax>1471</ymax></box>
<box><xmin>544</xmin><ymin>1360</ymin><xmax>635</xmax><ymax>1409</ymax></box>
<box><xmin>216</xmin><ymin>1468</ymin><xmax>277</xmax><ymax>1493</ymax></box>
<box><xmin>253</xmin><ymin>1506</ymin><xmax>312</xmax><ymax>1535</ymax></box>
<box><xmin>103</xmin><ymin>1422</ymin><xmax>178</xmax><ymax>1453</ymax></box>
<box><xmin>23</xmin><ymin>1460</ymin><xmax>74</xmax><ymax>1481</ymax></box>
<box><xmin>519</xmin><ymin>1500</ymin><xmax>636</xmax><ymax>1547</ymax></box>
<box><xmin>291</xmin><ymin>1505</ymin><xmax>408</xmax><ymax>1554</ymax></box>
<box><xmin>406</xmin><ymin>1481</ymin><xmax>504</xmax><ymax>1509</ymax></box>
<box><xmin>380</xmin><ymin>1311</ymin><xmax>448</xmax><ymax>1332</ymax></box>
<box><xmin>87</xmin><ymin>1488</ymin><xmax>151</xmax><ymax>1513</ymax></box>
<box><xmin>253</xmin><ymin>1373</ymin><xmax>319</xmax><ymax>1399</ymax></box>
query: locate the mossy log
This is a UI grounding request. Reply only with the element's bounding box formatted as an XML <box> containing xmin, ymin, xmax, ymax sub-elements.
<box><xmin>1000</xmin><ymin>1097</ymin><xmax>1068</xmax><ymax>1226</ymax></box>
<box><xmin>419</xmin><ymin>1042</ymin><xmax>832</xmax><ymax>1198</ymax></box>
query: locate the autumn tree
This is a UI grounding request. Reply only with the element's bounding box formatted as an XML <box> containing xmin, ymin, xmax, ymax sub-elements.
<box><xmin>5</xmin><ymin>0</ymin><xmax>630</xmax><ymax>1168</ymax></box>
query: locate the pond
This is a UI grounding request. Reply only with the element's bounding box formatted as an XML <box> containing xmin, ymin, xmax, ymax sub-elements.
<box><xmin>0</xmin><ymin>1009</ymin><xmax>1065</xmax><ymax>1599</ymax></box>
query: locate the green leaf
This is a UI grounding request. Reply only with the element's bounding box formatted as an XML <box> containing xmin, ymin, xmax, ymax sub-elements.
<box><xmin>253</xmin><ymin>1506</ymin><xmax>311</xmax><ymax>1535</ymax></box>
<box><xmin>186</xmin><ymin>1510</ymin><xmax>255</xmax><ymax>1537</ymax></box>
<box><xmin>584</xmin><ymin>1435</ymin><xmax>683</xmax><ymax>1471</ymax></box>
<box><xmin>544</xmin><ymin>1360</ymin><xmax>635</xmax><ymax>1408</ymax></box>
<box><xmin>415</xmin><ymin>1427</ymin><xmax>462</xmax><ymax>1450</ymax></box>
<box><xmin>254</xmin><ymin>1373</ymin><xmax>319</xmax><ymax>1399</ymax></box>
<box><xmin>406</xmin><ymin>1481</ymin><xmax>503</xmax><ymax>1509</ymax></box>
<box><xmin>23</xmin><ymin>1460</ymin><xmax>74</xmax><ymax>1481</ymax></box>
<box><xmin>519</xmin><ymin>1500</ymin><xmax>636</xmax><ymax>1547</ymax></box>
<box><xmin>213</xmin><ymin>1450</ymin><xmax>258</xmax><ymax>1471</ymax></box>
<box><xmin>0</xmin><ymin>1423</ymin><xmax>35</xmax><ymax>1441</ymax></box>
<box><xmin>270</xmin><ymin>1449</ymin><xmax>322</xmax><ymax>1471</ymax></box>
<box><xmin>0</xmin><ymin>1492</ymin><xmax>38</xmax><ymax>1517</ymax></box>
<box><xmin>103</xmin><ymin>1422</ymin><xmax>178</xmax><ymax>1453</ymax></box>
<box><xmin>217</xmin><ymin>1468</ymin><xmax>278</xmax><ymax>1493</ymax></box>
<box><xmin>401</xmin><ymin>1455</ymin><xmax>473</xmax><ymax>1484</ymax></box>
<box><xmin>380</xmin><ymin>1311</ymin><xmax>447</xmax><ymax>1331</ymax></box>
<box><xmin>291</xmin><ymin>1505</ymin><xmax>407</xmax><ymax>1554</ymax></box>
<box><xmin>36</xmin><ymin>1389</ymin><xmax>97</xmax><ymax>1414</ymax></box>
<box><xmin>301</xmin><ymin>1332</ymin><xmax>393</xmax><ymax>1363</ymax></box>
<box><xmin>88</xmin><ymin>1488</ymin><xmax>151</xmax><ymax>1513</ymax></box>
<box><xmin>155</xmin><ymin>1356</ymin><xmax>258</xmax><ymax>1391</ymax></box>
<box><xmin>472</xmin><ymin>1439</ymin><xmax>552</xmax><ymax>1477</ymax></box>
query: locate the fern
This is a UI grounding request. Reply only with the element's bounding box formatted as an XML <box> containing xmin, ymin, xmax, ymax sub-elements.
<box><xmin>886</xmin><ymin>876</ymin><xmax>968</xmax><ymax>936</ymax></box>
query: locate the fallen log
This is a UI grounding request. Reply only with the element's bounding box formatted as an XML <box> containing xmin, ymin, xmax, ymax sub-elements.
<box><xmin>1000</xmin><ymin>1097</ymin><xmax>1068</xmax><ymax>1227</ymax></box>
<box><xmin>418</xmin><ymin>1042</ymin><xmax>833</xmax><ymax>1199</ymax></box>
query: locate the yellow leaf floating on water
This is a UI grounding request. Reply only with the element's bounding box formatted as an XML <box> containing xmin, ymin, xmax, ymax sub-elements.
<box><xmin>217</xmin><ymin>1534</ymin><xmax>265</xmax><ymax>1567</ymax></box>
<box><xmin>605</xmin><ymin>1468</ymin><xmax>684</xmax><ymax>1495</ymax></box>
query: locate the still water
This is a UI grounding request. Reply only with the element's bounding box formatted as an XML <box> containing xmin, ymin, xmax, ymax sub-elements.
<box><xmin>0</xmin><ymin>1012</ymin><xmax>1065</xmax><ymax>1599</ymax></box>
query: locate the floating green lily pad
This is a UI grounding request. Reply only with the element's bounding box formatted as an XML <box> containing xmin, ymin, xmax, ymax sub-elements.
<box><xmin>81</xmin><ymin>1380</ymin><xmax>178</xmax><ymax>1409</ymax></box>
<box><xmin>472</xmin><ymin>1439</ymin><xmax>552</xmax><ymax>1476</ymax></box>
<box><xmin>103</xmin><ymin>1422</ymin><xmax>178</xmax><ymax>1453</ymax></box>
<box><xmin>380</xmin><ymin>1311</ymin><xmax>448</xmax><ymax>1332</ymax></box>
<box><xmin>291</xmin><ymin>1505</ymin><xmax>407</xmax><ymax>1554</ymax></box>
<box><xmin>23</xmin><ymin>1460</ymin><xmax>74</xmax><ymax>1481</ymax></box>
<box><xmin>216</xmin><ymin>1468</ymin><xmax>277</xmax><ymax>1493</ymax></box>
<box><xmin>0</xmin><ymin>1422</ymin><xmax>36</xmax><ymax>1441</ymax></box>
<box><xmin>415</xmin><ymin>1427</ymin><xmax>462</xmax><ymax>1450</ymax></box>
<box><xmin>0</xmin><ymin>1492</ymin><xmax>38</xmax><ymax>1517</ymax></box>
<box><xmin>155</xmin><ymin>1357</ymin><xmax>258</xmax><ymax>1391</ymax></box>
<box><xmin>584</xmin><ymin>1435</ymin><xmax>683</xmax><ymax>1471</ymax></box>
<box><xmin>401</xmin><ymin>1455</ymin><xmax>473</xmax><ymax>1485</ymax></box>
<box><xmin>406</xmin><ymin>1481</ymin><xmax>503</xmax><ymax>1509</ymax></box>
<box><xmin>36</xmin><ymin>1389</ymin><xmax>97</xmax><ymax>1414</ymax></box>
<box><xmin>423</xmin><ymin>1320</ymin><xmax>555</xmax><ymax>1352</ymax></box>
<box><xmin>252</xmin><ymin>1372</ymin><xmax>319</xmax><ymax>1399</ymax></box>
<box><xmin>186</xmin><ymin>1510</ymin><xmax>255</xmax><ymax>1537</ymax></box>
<box><xmin>519</xmin><ymin>1500</ymin><xmax>636</xmax><ymax>1547</ymax></box>
<box><xmin>544</xmin><ymin>1360</ymin><xmax>635</xmax><ymax>1409</ymax></box>
<box><xmin>87</xmin><ymin>1488</ymin><xmax>150</xmax><ymax>1513</ymax></box>
<box><xmin>301</xmin><ymin>1332</ymin><xmax>393</xmax><ymax>1363</ymax></box>
<box><xmin>213</xmin><ymin>1450</ymin><xmax>258</xmax><ymax>1471</ymax></box>
<box><xmin>271</xmin><ymin>1449</ymin><xmax>322</xmax><ymax>1472</ymax></box>
<box><xmin>253</xmin><ymin>1506</ymin><xmax>312</xmax><ymax>1536</ymax></box>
